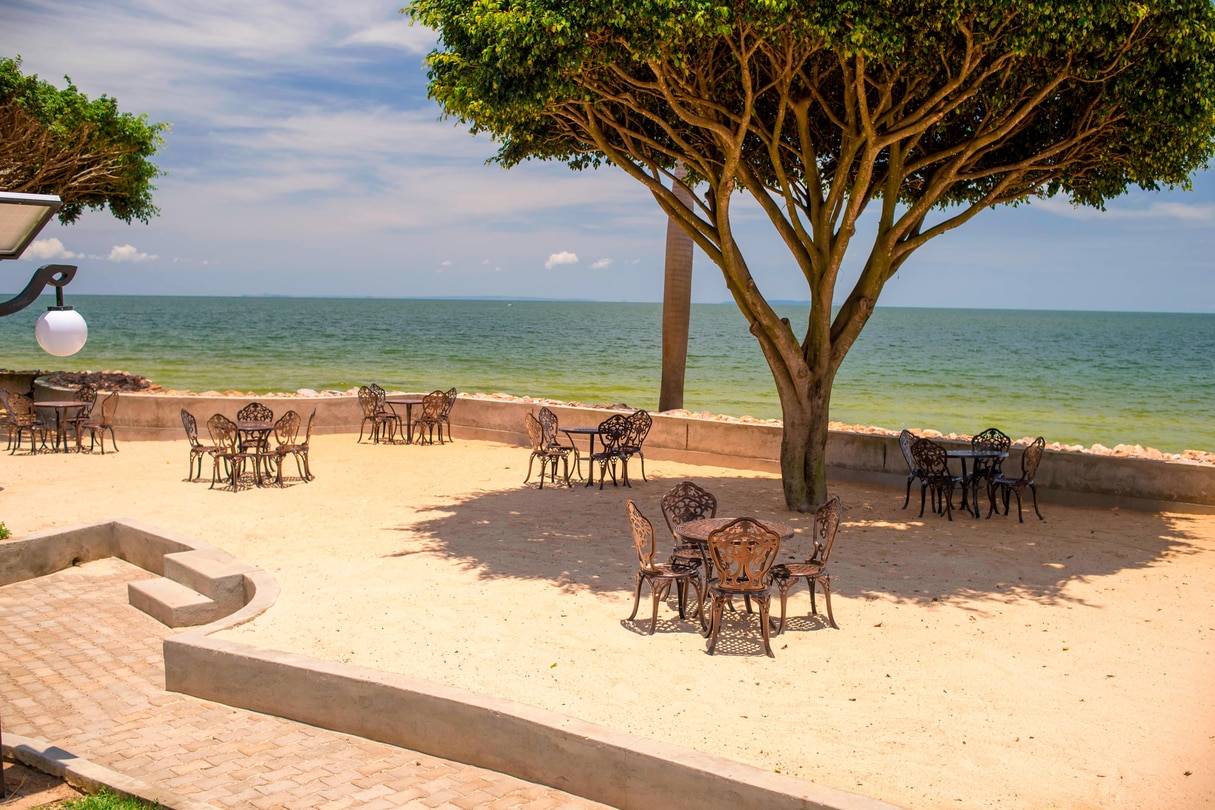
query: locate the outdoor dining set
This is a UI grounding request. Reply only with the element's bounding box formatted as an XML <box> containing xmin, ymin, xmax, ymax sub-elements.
<box><xmin>180</xmin><ymin>402</ymin><xmax>315</xmax><ymax>491</ymax></box>
<box><xmin>357</xmin><ymin>384</ymin><xmax>456</xmax><ymax>446</ymax></box>
<box><xmin>524</xmin><ymin>406</ymin><xmax>651</xmax><ymax>489</ymax></box>
<box><xmin>899</xmin><ymin>428</ymin><xmax>1046</xmax><ymax>522</ymax></box>
<box><xmin>0</xmin><ymin>384</ymin><xmax>120</xmax><ymax>455</ymax></box>
<box><xmin>625</xmin><ymin>480</ymin><xmax>842</xmax><ymax>658</ymax></box>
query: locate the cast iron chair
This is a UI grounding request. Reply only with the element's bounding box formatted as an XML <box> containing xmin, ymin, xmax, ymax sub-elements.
<box><xmin>65</xmin><ymin>383</ymin><xmax>97</xmax><ymax>451</ymax></box>
<box><xmin>357</xmin><ymin>385</ymin><xmax>398</xmax><ymax>444</ymax></box>
<box><xmin>180</xmin><ymin>408</ymin><xmax>219</xmax><ymax>481</ymax></box>
<box><xmin>619</xmin><ymin>409</ymin><xmax>652</xmax><ymax>482</ymax></box>
<box><xmin>626</xmin><ymin>500</ymin><xmax>704</xmax><ymax>634</ymax></box>
<box><xmin>206</xmin><ymin>413</ymin><xmax>249</xmax><ymax>491</ymax></box>
<box><xmin>987</xmin><ymin>436</ymin><xmax>1047</xmax><ymax>522</ymax></box>
<box><xmin>661</xmin><ymin>480</ymin><xmax>718</xmax><ymax>574</ymax></box>
<box><xmin>265</xmin><ymin>409</ymin><xmax>301</xmax><ymax>486</ymax></box>
<box><xmin>592</xmin><ymin>413</ymin><xmax>631</xmax><ymax>488</ymax></box>
<box><xmin>412</xmin><ymin>390</ymin><xmax>448</xmax><ymax>445</ymax></box>
<box><xmin>80</xmin><ymin>392</ymin><xmax>120</xmax><ymax>454</ymax></box>
<box><xmin>524</xmin><ymin>411</ymin><xmax>573</xmax><ymax>488</ymax></box>
<box><xmin>704</xmin><ymin>517</ymin><xmax>782</xmax><ymax>657</ymax></box>
<box><xmin>966</xmin><ymin>427</ymin><xmax>1011</xmax><ymax>517</ymax></box>
<box><xmin>276</xmin><ymin>408</ymin><xmax>316</xmax><ymax>482</ymax></box>
<box><xmin>898</xmin><ymin>429</ymin><xmax>928</xmax><ymax>509</ymax></box>
<box><xmin>770</xmin><ymin>495</ymin><xmax>842</xmax><ymax>632</ymax></box>
<box><xmin>910</xmin><ymin>438</ymin><xmax>961</xmax><ymax>520</ymax></box>
<box><xmin>537</xmin><ymin>406</ymin><xmax>581</xmax><ymax>481</ymax></box>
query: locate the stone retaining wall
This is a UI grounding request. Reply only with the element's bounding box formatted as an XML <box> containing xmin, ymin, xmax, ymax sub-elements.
<box><xmin>31</xmin><ymin>381</ymin><xmax>1215</xmax><ymax>511</ymax></box>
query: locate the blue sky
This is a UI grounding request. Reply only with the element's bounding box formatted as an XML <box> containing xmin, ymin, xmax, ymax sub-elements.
<box><xmin>3</xmin><ymin>0</ymin><xmax>1213</xmax><ymax>311</ymax></box>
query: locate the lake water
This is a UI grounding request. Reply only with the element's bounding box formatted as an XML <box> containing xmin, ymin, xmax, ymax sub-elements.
<box><xmin>0</xmin><ymin>296</ymin><xmax>1210</xmax><ymax>453</ymax></box>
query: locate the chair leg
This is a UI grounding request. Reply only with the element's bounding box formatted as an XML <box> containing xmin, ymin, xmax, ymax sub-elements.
<box><xmin>903</xmin><ymin>477</ymin><xmax>913</xmax><ymax>509</ymax></box>
<box><xmin>1014</xmin><ymin>489</ymin><xmax>1024</xmax><ymax>523</ymax></box>
<box><xmin>775</xmin><ymin>579</ymin><xmax>791</xmax><ymax>635</ymax></box>
<box><xmin>1030</xmin><ymin>484</ymin><xmax>1044</xmax><ymax>520</ymax></box>
<box><xmin>918</xmin><ymin>483</ymin><xmax>928</xmax><ymax>517</ymax></box>
<box><xmin>819</xmin><ymin>576</ymin><xmax>838</xmax><ymax>629</ymax></box>
<box><xmin>758</xmin><ymin>595</ymin><xmax>774</xmax><ymax>657</ymax></box>
<box><xmin>627</xmin><ymin>573</ymin><xmax>644</xmax><ymax>622</ymax></box>
<box><xmin>705</xmin><ymin>597</ymin><xmax>725</xmax><ymax>653</ymax></box>
<box><xmin>649</xmin><ymin>581</ymin><xmax>667</xmax><ymax>634</ymax></box>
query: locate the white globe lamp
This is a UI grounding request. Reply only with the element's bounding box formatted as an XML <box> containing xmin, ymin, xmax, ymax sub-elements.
<box><xmin>35</xmin><ymin>306</ymin><xmax>88</xmax><ymax>356</ymax></box>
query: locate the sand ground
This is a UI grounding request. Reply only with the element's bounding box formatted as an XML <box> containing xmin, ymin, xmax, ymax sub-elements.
<box><xmin>2</xmin><ymin>433</ymin><xmax>1213</xmax><ymax>810</ymax></box>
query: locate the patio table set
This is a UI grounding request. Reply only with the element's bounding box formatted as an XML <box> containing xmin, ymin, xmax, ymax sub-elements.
<box><xmin>180</xmin><ymin>402</ymin><xmax>315</xmax><ymax>491</ymax></box>
<box><xmin>899</xmin><ymin>428</ymin><xmax>1046</xmax><ymax>522</ymax></box>
<box><xmin>357</xmin><ymin>384</ymin><xmax>456</xmax><ymax>446</ymax></box>
<box><xmin>524</xmin><ymin>406</ymin><xmax>651</xmax><ymax>489</ymax></box>
<box><xmin>0</xmin><ymin>384</ymin><xmax>119</xmax><ymax>455</ymax></box>
<box><xmin>624</xmin><ymin>481</ymin><xmax>843</xmax><ymax>658</ymax></box>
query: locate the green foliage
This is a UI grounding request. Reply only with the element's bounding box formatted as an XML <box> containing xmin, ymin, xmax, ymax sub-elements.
<box><xmin>63</xmin><ymin>789</ymin><xmax>160</xmax><ymax>809</ymax></box>
<box><xmin>0</xmin><ymin>55</ymin><xmax>168</xmax><ymax>224</ymax></box>
<box><xmin>0</xmin><ymin>521</ymin><xmax>9</xmax><ymax>539</ymax></box>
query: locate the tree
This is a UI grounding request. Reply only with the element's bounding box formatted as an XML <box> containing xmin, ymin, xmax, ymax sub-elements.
<box><xmin>659</xmin><ymin>160</ymin><xmax>695</xmax><ymax>412</ymax></box>
<box><xmin>0</xmin><ymin>56</ymin><xmax>168</xmax><ymax>225</ymax></box>
<box><xmin>407</xmin><ymin>0</ymin><xmax>1215</xmax><ymax>510</ymax></box>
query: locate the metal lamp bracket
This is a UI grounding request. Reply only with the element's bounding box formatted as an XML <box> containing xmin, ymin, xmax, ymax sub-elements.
<box><xmin>0</xmin><ymin>264</ymin><xmax>77</xmax><ymax>316</ymax></box>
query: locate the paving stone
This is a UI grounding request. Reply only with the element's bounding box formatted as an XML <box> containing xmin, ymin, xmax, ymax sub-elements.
<box><xmin>0</xmin><ymin>560</ymin><xmax>612</xmax><ymax>809</ymax></box>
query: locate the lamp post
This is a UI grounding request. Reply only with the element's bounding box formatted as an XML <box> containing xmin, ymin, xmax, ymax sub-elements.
<box><xmin>0</xmin><ymin>191</ymin><xmax>88</xmax><ymax>356</ymax></box>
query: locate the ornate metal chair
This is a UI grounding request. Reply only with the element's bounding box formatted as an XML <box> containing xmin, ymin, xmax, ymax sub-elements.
<box><xmin>276</xmin><ymin>408</ymin><xmax>316</xmax><ymax>482</ymax></box>
<box><xmin>357</xmin><ymin>386</ymin><xmax>397</xmax><ymax>443</ymax></box>
<box><xmin>987</xmin><ymin>436</ymin><xmax>1046</xmax><ymax>522</ymax></box>
<box><xmin>65</xmin><ymin>383</ymin><xmax>97</xmax><ymax>451</ymax></box>
<box><xmin>4</xmin><ymin>391</ymin><xmax>47</xmax><ymax>454</ymax></box>
<box><xmin>76</xmin><ymin>392</ymin><xmax>118</xmax><ymax>454</ymax></box>
<box><xmin>967</xmin><ymin>427</ymin><xmax>1011</xmax><ymax>516</ymax></box>
<box><xmin>771</xmin><ymin>495</ymin><xmax>842</xmax><ymax>632</ymax></box>
<box><xmin>180</xmin><ymin>408</ymin><xmax>218</xmax><ymax>481</ymax></box>
<box><xmin>619</xmin><ymin>409</ymin><xmax>652</xmax><ymax>481</ymax></box>
<box><xmin>524</xmin><ymin>411</ymin><xmax>573</xmax><ymax>488</ymax></box>
<box><xmin>206</xmin><ymin>413</ymin><xmax>248</xmax><ymax>490</ymax></box>
<box><xmin>537</xmin><ymin>406</ymin><xmax>580</xmax><ymax>480</ymax></box>
<box><xmin>592</xmin><ymin>413</ymin><xmax>631</xmax><ymax>488</ymax></box>
<box><xmin>412</xmin><ymin>390</ymin><xmax>448</xmax><ymax>445</ymax></box>
<box><xmin>439</xmin><ymin>387</ymin><xmax>457</xmax><ymax>443</ymax></box>
<box><xmin>898</xmin><ymin>429</ymin><xmax>927</xmax><ymax>509</ymax></box>
<box><xmin>910</xmin><ymin>438</ymin><xmax>961</xmax><ymax>520</ymax></box>
<box><xmin>625</xmin><ymin>500</ymin><xmax>704</xmax><ymax>634</ymax></box>
<box><xmin>704</xmin><ymin>517</ymin><xmax>782</xmax><ymax>657</ymax></box>
<box><xmin>661</xmin><ymin>481</ymin><xmax>717</xmax><ymax>573</ymax></box>
<box><xmin>265</xmin><ymin>409</ymin><xmax>301</xmax><ymax>486</ymax></box>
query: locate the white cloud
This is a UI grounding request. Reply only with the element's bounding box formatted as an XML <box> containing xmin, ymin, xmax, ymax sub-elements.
<box><xmin>590</xmin><ymin>258</ymin><xmax>613</xmax><ymax>270</ymax></box>
<box><xmin>108</xmin><ymin>245</ymin><xmax>159</xmax><ymax>263</ymax></box>
<box><xmin>1034</xmin><ymin>195</ymin><xmax>1215</xmax><ymax>224</ymax></box>
<box><xmin>340</xmin><ymin>20</ymin><xmax>437</xmax><ymax>53</ymax></box>
<box><xmin>545</xmin><ymin>251</ymin><xmax>579</xmax><ymax>269</ymax></box>
<box><xmin>22</xmin><ymin>238</ymin><xmax>82</xmax><ymax>260</ymax></box>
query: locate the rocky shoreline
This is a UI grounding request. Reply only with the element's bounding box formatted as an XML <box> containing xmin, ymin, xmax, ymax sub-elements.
<box><xmin>26</xmin><ymin>368</ymin><xmax>1215</xmax><ymax>467</ymax></box>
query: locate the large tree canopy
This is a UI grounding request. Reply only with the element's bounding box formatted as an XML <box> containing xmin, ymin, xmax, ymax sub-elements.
<box><xmin>0</xmin><ymin>56</ymin><xmax>168</xmax><ymax>225</ymax></box>
<box><xmin>408</xmin><ymin>0</ymin><xmax>1215</xmax><ymax>510</ymax></box>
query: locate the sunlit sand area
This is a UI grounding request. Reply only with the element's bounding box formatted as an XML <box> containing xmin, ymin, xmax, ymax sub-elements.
<box><xmin>3</xmin><ymin>433</ymin><xmax>1213</xmax><ymax>809</ymax></box>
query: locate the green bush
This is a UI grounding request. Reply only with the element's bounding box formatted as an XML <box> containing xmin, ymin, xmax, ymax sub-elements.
<box><xmin>0</xmin><ymin>521</ymin><xmax>10</xmax><ymax>539</ymax></box>
<box><xmin>63</xmin><ymin>789</ymin><xmax>160</xmax><ymax>809</ymax></box>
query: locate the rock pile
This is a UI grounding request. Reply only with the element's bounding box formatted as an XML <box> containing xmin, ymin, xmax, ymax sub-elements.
<box><xmin>41</xmin><ymin>369</ymin><xmax>162</xmax><ymax>393</ymax></box>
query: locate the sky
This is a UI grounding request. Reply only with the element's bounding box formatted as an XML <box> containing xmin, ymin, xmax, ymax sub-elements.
<box><xmin>2</xmin><ymin>0</ymin><xmax>1213</xmax><ymax>312</ymax></box>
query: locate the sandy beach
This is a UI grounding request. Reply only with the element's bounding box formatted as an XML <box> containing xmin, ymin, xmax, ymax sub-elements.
<box><xmin>2</xmin><ymin>433</ymin><xmax>1213</xmax><ymax>809</ymax></box>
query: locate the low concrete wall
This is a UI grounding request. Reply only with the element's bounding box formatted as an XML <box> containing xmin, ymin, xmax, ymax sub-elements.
<box><xmin>32</xmin><ymin>381</ymin><xmax>1215</xmax><ymax>511</ymax></box>
<box><xmin>5</xmin><ymin>519</ymin><xmax>897</xmax><ymax>810</ymax></box>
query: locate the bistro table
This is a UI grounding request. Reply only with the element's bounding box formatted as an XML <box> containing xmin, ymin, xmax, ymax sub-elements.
<box><xmin>561</xmin><ymin>426</ymin><xmax>602</xmax><ymax>487</ymax></box>
<box><xmin>384</xmin><ymin>397</ymin><xmax>423</xmax><ymax>444</ymax></box>
<box><xmin>36</xmin><ymin>400</ymin><xmax>90</xmax><ymax>453</ymax></box>
<box><xmin>946</xmin><ymin>448</ymin><xmax>1009</xmax><ymax>517</ymax></box>
<box><xmin>237</xmin><ymin>419</ymin><xmax>275</xmax><ymax>486</ymax></box>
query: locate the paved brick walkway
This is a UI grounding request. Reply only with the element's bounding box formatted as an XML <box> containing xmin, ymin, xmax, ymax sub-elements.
<box><xmin>0</xmin><ymin>559</ymin><xmax>611</xmax><ymax>809</ymax></box>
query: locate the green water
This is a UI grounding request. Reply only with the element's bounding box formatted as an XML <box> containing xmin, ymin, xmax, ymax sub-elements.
<box><xmin>0</xmin><ymin>296</ymin><xmax>1210</xmax><ymax>453</ymax></box>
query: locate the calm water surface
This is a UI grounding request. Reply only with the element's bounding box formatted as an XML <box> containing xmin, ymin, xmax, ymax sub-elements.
<box><xmin>0</xmin><ymin>296</ymin><xmax>1210</xmax><ymax>453</ymax></box>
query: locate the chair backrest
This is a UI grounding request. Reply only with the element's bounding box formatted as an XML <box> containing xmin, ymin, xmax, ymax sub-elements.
<box><xmin>525</xmin><ymin>411</ymin><xmax>546</xmax><ymax>452</ymax></box>
<box><xmin>180</xmin><ymin>408</ymin><xmax>201</xmax><ymax>447</ymax></box>
<box><xmin>1018</xmin><ymin>436</ymin><xmax>1046</xmax><ymax>482</ymax></box>
<box><xmin>275</xmin><ymin>410</ymin><xmax>301</xmax><ymax>446</ymax></box>
<box><xmin>597</xmin><ymin>413</ymin><xmax>630</xmax><ymax>452</ymax></box>
<box><xmin>626</xmin><ymin>500</ymin><xmax>662</xmax><ymax>573</ymax></box>
<box><xmin>95</xmin><ymin>391</ymin><xmax>119</xmax><ymax>425</ymax></box>
<box><xmin>898</xmin><ymin>429</ymin><xmax>919</xmax><ymax>473</ymax></box>
<box><xmin>237</xmin><ymin>401</ymin><xmax>273</xmax><ymax>423</ymax></box>
<box><xmin>661</xmin><ymin>481</ymin><xmax>718</xmax><ymax>540</ymax></box>
<box><xmin>369</xmin><ymin>383</ymin><xmax>387</xmax><ymax>401</ymax></box>
<box><xmin>910</xmin><ymin>438</ymin><xmax>950</xmax><ymax>478</ymax></box>
<box><xmin>707</xmin><ymin>517</ymin><xmax>781</xmax><ymax>594</ymax></box>
<box><xmin>441</xmin><ymin>388</ymin><xmax>457</xmax><ymax>417</ymax></box>
<box><xmin>809</xmin><ymin>495</ymin><xmax>843</xmax><ymax>565</ymax></box>
<box><xmin>624</xmin><ymin>410</ymin><xmax>652</xmax><ymax>449</ymax></box>
<box><xmin>421</xmin><ymin>390</ymin><xmax>445</xmax><ymax>420</ymax></box>
<box><xmin>973</xmin><ymin>427</ymin><xmax>1011</xmax><ymax>452</ymax></box>
<box><xmin>6</xmin><ymin>391</ymin><xmax>38</xmax><ymax>426</ymax></box>
<box><xmin>537</xmin><ymin>406</ymin><xmax>560</xmax><ymax>446</ymax></box>
<box><xmin>75</xmin><ymin>384</ymin><xmax>98</xmax><ymax>413</ymax></box>
<box><xmin>358</xmin><ymin>386</ymin><xmax>379</xmax><ymax>418</ymax></box>
<box><xmin>207</xmin><ymin>413</ymin><xmax>240</xmax><ymax>451</ymax></box>
<box><xmin>303</xmin><ymin>408</ymin><xmax>316</xmax><ymax>444</ymax></box>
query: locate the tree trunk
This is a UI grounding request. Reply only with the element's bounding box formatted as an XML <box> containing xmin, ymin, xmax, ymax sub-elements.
<box><xmin>775</xmin><ymin>376</ymin><xmax>832</xmax><ymax>511</ymax></box>
<box><xmin>659</xmin><ymin>162</ymin><xmax>695</xmax><ymax>412</ymax></box>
